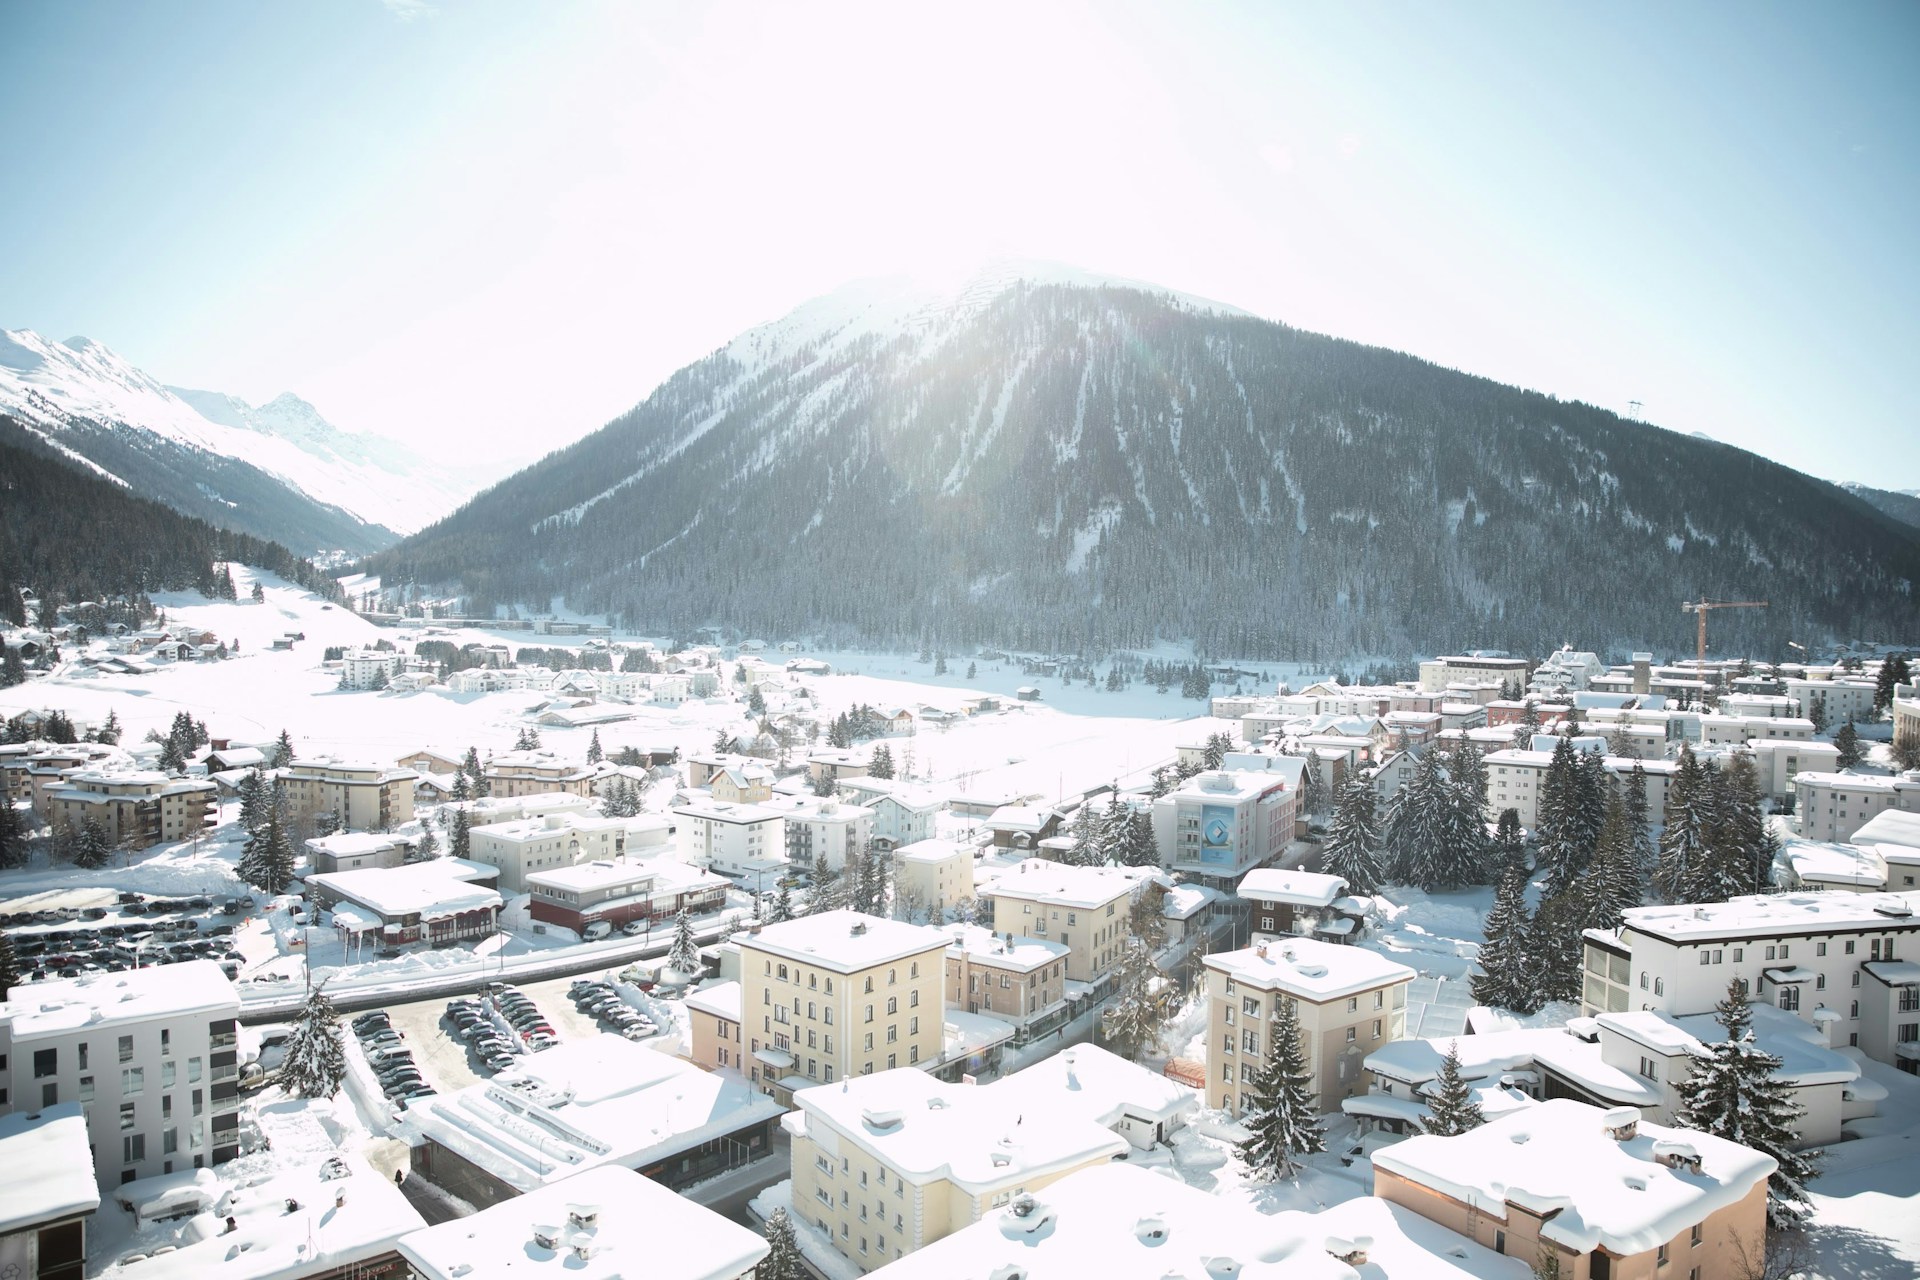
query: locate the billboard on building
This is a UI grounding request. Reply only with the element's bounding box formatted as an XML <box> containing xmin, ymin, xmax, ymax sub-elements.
<box><xmin>1200</xmin><ymin>804</ymin><xmax>1235</xmax><ymax>867</ymax></box>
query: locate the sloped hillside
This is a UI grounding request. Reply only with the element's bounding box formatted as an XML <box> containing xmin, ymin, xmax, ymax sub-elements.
<box><xmin>372</xmin><ymin>278</ymin><xmax>1920</xmax><ymax>659</ymax></box>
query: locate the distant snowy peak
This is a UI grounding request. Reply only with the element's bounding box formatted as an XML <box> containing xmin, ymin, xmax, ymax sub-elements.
<box><xmin>0</xmin><ymin>328</ymin><xmax>231</xmax><ymax>446</ymax></box>
<box><xmin>723</xmin><ymin>258</ymin><xmax>1252</xmax><ymax>376</ymax></box>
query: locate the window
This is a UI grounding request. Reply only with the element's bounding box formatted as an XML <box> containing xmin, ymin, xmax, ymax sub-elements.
<box><xmin>1641</xmin><ymin>972</ymin><xmax>1651</xmax><ymax>988</ymax></box>
<box><xmin>33</xmin><ymin>1048</ymin><xmax>57</xmax><ymax>1078</ymax></box>
<box><xmin>1222</xmin><ymin>1033</ymin><xmax>1234</xmax><ymax>1055</ymax></box>
<box><xmin>79</xmin><ymin>1076</ymin><xmax>95</xmax><ymax>1101</ymax></box>
<box><xmin>1845</xmin><ymin>940</ymin><xmax>1857</xmax><ymax>955</ymax></box>
<box><xmin>1697</xmin><ymin>952</ymin><xmax>1710</xmax><ymax>967</ymax></box>
<box><xmin>120</xmin><ymin>1103</ymin><xmax>136</xmax><ymax>1131</ymax></box>
<box><xmin>865</xmin><ymin>1005</ymin><xmax>874</xmax><ymax>1023</ymax></box>
<box><xmin>910</xmin><ymin>990</ymin><xmax>920</xmax><ymax>1007</ymax></box>
<box><xmin>1657</xmin><ymin>1243</ymin><xmax>1669</xmax><ymax>1264</ymax></box>
<box><xmin>1345</xmin><ymin>1027</ymin><xmax>1357</xmax><ymax>1043</ymax></box>
<box><xmin>1690</xmin><ymin>1224</ymin><xmax>1703</xmax><ymax>1246</ymax></box>
<box><xmin>1817</xmin><ymin>942</ymin><xmax>1828</xmax><ymax>957</ymax></box>
<box><xmin>123</xmin><ymin>1134</ymin><xmax>145</xmax><ymax>1165</ymax></box>
<box><xmin>886</xmin><ymin>1025</ymin><xmax>897</xmax><ymax>1044</ymax></box>
<box><xmin>1639</xmin><ymin>1056</ymin><xmax>1659</xmax><ymax>1081</ymax></box>
<box><xmin>162</xmin><ymin>1061</ymin><xmax>176</xmax><ymax>1088</ymax></box>
<box><xmin>78</xmin><ymin>1043</ymin><xmax>89</xmax><ymax>1070</ymax></box>
<box><xmin>41</xmin><ymin>1083</ymin><xmax>57</xmax><ymax>1107</ymax></box>
<box><xmin>1779</xmin><ymin>987</ymin><xmax>1800</xmax><ymax>1012</ymax></box>
<box><xmin>1346</xmin><ymin>997</ymin><xmax>1358</xmax><ymax>1013</ymax></box>
<box><xmin>119</xmin><ymin>1035</ymin><xmax>134</xmax><ymax>1064</ymax></box>
<box><xmin>1243</xmin><ymin>996</ymin><xmax>1262</xmax><ymax>1018</ymax></box>
<box><xmin>1373</xmin><ymin>991</ymin><xmax>1385</xmax><ymax>1010</ymax></box>
<box><xmin>160</xmin><ymin>1029</ymin><xmax>171</xmax><ymax>1056</ymax></box>
<box><xmin>1373</xmin><ymin>1019</ymin><xmax>1383</xmax><ymax>1039</ymax></box>
<box><xmin>887</xmin><ymin>997</ymin><xmax>897</xmax><ymax>1015</ymax></box>
<box><xmin>1732</xmin><ymin>948</ymin><xmax>1743</xmax><ymax>962</ymax></box>
<box><xmin>123</xmin><ymin>1067</ymin><xmax>144</xmax><ymax>1096</ymax></box>
<box><xmin>163</xmin><ymin>1128</ymin><xmax>177</xmax><ymax>1155</ymax></box>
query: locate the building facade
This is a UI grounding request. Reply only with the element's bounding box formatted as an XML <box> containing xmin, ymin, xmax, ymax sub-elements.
<box><xmin>45</xmin><ymin>771</ymin><xmax>217</xmax><ymax>850</ymax></box>
<box><xmin>280</xmin><ymin>759</ymin><xmax>417</xmax><ymax>833</ymax></box>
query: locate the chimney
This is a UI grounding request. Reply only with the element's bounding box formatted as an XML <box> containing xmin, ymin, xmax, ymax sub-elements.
<box><xmin>1631</xmin><ymin>653</ymin><xmax>1652</xmax><ymax>696</ymax></box>
<box><xmin>1652</xmin><ymin>1139</ymin><xmax>1703</xmax><ymax>1174</ymax></box>
<box><xmin>1602</xmin><ymin>1106</ymin><xmax>1640</xmax><ymax>1142</ymax></box>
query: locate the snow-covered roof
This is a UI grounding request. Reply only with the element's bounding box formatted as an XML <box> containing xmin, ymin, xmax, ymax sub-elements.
<box><xmin>979</xmin><ymin>860</ymin><xmax>1146</xmax><ymax>909</ymax></box>
<box><xmin>398</xmin><ymin>1165</ymin><xmax>766</xmax><ymax>1280</ymax></box>
<box><xmin>1853</xmin><ymin>808</ymin><xmax>1920</xmax><ymax>850</ymax></box>
<box><xmin>305</xmin><ymin>831</ymin><xmax>408</xmax><ymax>858</ymax></box>
<box><xmin>761</xmin><ymin>794</ymin><xmax>875</xmax><ymax>825</ymax></box>
<box><xmin>1619</xmin><ymin>890</ymin><xmax>1920</xmax><ymax>943</ymax></box>
<box><xmin>1793</xmin><ymin>771</ymin><xmax>1920</xmax><ymax>793</ymax></box>
<box><xmin>1364</xmin><ymin>1027</ymin><xmax>1659</xmax><ymax>1108</ymax></box>
<box><xmin>1863</xmin><ymin>959</ymin><xmax>1920</xmax><ymax>986</ymax></box>
<box><xmin>525</xmin><ymin>856</ymin><xmax>723</xmax><ymax>896</ymax></box>
<box><xmin>1</xmin><ymin>959</ymin><xmax>237</xmax><ymax>1040</ymax></box>
<box><xmin>1598</xmin><ymin>1004</ymin><xmax>1861</xmax><ymax>1087</ymax></box>
<box><xmin>470</xmin><ymin>811</ymin><xmax>632</xmax><ymax>843</ymax></box>
<box><xmin>894</xmin><ymin>837</ymin><xmax>975</xmax><ymax>865</ymax></box>
<box><xmin>857</xmin><ymin>1162</ymin><xmax>1353</xmax><ymax>1279</ymax></box>
<box><xmin>1239</xmin><ymin>867</ymin><xmax>1349</xmax><ymax>908</ymax></box>
<box><xmin>985</xmin><ymin>805</ymin><xmax>1060</xmax><ymax>832</ymax></box>
<box><xmin>0</xmin><ymin>1103</ymin><xmax>97</xmax><ymax>1232</ymax></box>
<box><xmin>685</xmin><ymin>980</ymin><xmax>742</xmax><ymax>1022</ymax></box>
<box><xmin>1160</xmin><ymin>883</ymin><xmax>1221</xmax><ymax>920</ymax></box>
<box><xmin>1205</xmin><ymin>938</ymin><xmax>1415</xmax><ymax>1003</ymax></box>
<box><xmin>941</xmin><ymin>922</ymin><xmax>1069</xmax><ymax>972</ymax></box>
<box><xmin>1372</xmin><ymin>1099</ymin><xmax>1776</xmax><ymax>1257</ymax></box>
<box><xmin>1773</xmin><ymin>838</ymin><xmax>1887</xmax><ymax>889</ymax></box>
<box><xmin>307</xmin><ymin>858</ymin><xmax>500</xmax><ymax>921</ymax></box>
<box><xmin>401</xmin><ymin>1037</ymin><xmax>784</xmax><ymax>1195</ymax></box>
<box><xmin>672</xmin><ymin>798</ymin><xmax>786</xmax><ymax>825</ymax></box>
<box><xmin>737</xmin><ymin>909</ymin><xmax>950</xmax><ymax>972</ymax></box>
<box><xmin>1274</xmin><ymin>1196</ymin><xmax>1532</xmax><ymax>1280</ymax></box>
<box><xmin>1166</xmin><ymin>769</ymin><xmax>1294</xmax><ymax>803</ymax></box>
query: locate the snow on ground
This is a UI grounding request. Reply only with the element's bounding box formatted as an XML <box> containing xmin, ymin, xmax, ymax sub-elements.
<box><xmin>1802</xmin><ymin>1053</ymin><xmax>1920</xmax><ymax>1276</ymax></box>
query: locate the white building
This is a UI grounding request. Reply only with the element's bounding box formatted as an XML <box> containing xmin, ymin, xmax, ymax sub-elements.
<box><xmin>338</xmin><ymin>649</ymin><xmax>404</xmax><ymax>690</ymax></box>
<box><xmin>1150</xmin><ymin>767</ymin><xmax>1300</xmax><ymax>887</ymax></box>
<box><xmin>894</xmin><ymin>839</ymin><xmax>975</xmax><ymax>919</ymax></box>
<box><xmin>1582</xmin><ymin>890</ymin><xmax>1920</xmax><ymax>1070</ymax></box>
<box><xmin>1740</xmin><ymin>737</ymin><xmax>1839</xmax><ymax>802</ymax></box>
<box><xmin>0</xmin><ymin>961</ymin><xmax>242</xmax><ymax>1189</ymax></box>
<box><xmin>763</xmin><ymin>793</ymin><xmax>876</xmax><ymax>874</ymax></box>
<box><xmin>467</xmin><ymin>811</ymin><xmax>633</xmax><ymax>893</ymax></box>
<box><xmin>673</xmin><ymin>799</ymin><xmax>788</xmax><ymax>888</ymax></box>
<box><xmin>1784</xmin><ymin>676</ymin><xmax>1877</xmax><ymax>726</ymax></box>
<box><xmin>0</xmin><ymin>1103</ymin><xmax>98</xmax><ymax>1280</ymax></box>
<box><xmin>397</xmin><ymin>1166</ymin><xmax>768</xmax><ymax>1280</ymax></box>
<box><xmin>1793</xmin><ymin>770</ymin><xmax>1920</xmax><ymax>843</ymax></box>
<box><xmin>1698</xmin><ymin>714</ymin><xmax>1814</xmax><ymax>746</ymax></box>
<box><xmin>835</xmin><ymin>777</ymin><xmax>947</xmax><ymax>849</ymax></box>
<box><xmin>307</xmin><ymin>857</ymin><xmax>503</xmax><ymax>948</ymax></box>
<box><xmin>1482</xmin><ymin>748</ymin><xmax>1676</xmax><ymax>828</ymax></box>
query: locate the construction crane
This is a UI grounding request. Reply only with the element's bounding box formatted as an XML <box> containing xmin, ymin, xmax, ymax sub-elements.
<box><xmin>1681</xmin><ymin>598</ymin><xmax>1768</xmax><ymax>665</ymax></box>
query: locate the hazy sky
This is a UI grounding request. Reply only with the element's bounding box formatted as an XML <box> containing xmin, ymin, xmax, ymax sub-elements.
<box><xmin>2</xmin><ymin>1</ymin><xmax>1915</xmax><ymax>485</ymax></box>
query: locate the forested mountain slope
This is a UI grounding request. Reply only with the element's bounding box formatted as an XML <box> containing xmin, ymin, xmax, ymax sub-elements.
<box><xmin>371</xmin><ymin>274</ymin><xmax>1920</xmax><ymax>659</ymax></box>
<box><xmin>1843</xmin><ymin>483</ymin><xmax>1920</xmax><ymax>533</ymax></box>
<box><xmin>0</xmin><ymin>419</ymin><xmax>342</xmax><ymax>625</ymax></box>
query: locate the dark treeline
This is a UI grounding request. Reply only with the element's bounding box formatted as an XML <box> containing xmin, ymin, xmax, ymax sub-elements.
<box><xmin>0</xmin><ymin>423</ymin><xmax>345</xmax><ymax>626</ymax></box>
<box><xmin>370</xmin><ymin>286</ymin><xmax>1920</xmax><ymax>659</ymax></box>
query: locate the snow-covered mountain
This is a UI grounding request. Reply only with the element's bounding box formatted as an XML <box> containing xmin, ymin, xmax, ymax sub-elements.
<box><xmin>0</xmin><ymin>329</ymin><xmax>500</xmax><ymax>548</ymax></box>
<box><xmin>373</xmin><ymin>262</ymin><xmax>1920</xmax><ymax>656</ymax></box>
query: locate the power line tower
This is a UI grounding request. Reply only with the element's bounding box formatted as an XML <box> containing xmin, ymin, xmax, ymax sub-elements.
<box><xmin>1628</xmin><ymin>400</ymin><xmax>1643</xmax><ymax>421</ymax></box>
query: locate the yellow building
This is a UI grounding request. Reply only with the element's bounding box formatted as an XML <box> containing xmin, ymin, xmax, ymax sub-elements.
<box><xmin>892</xmin><ymin>839</ymin><xmax>974</xmax><ymax>918</ymax></box>
<box><xmin>280</xmin><ymin>758</ymin><xmax>417</xmax><ymax>833</ymax></box>
<box><xmin>47</xmin><ymin>770</ymin><xmax>217</xmax><ymax>849</ymax></box>
<box><xmin>977</xmin><ymin>862</ymin><xmax>1145</xmax><ymax>990</ymax></box>
<box><xmin>737</xmin><ymin>910</ymin><xmax>948</xmax><ymax>1104</ymax></box>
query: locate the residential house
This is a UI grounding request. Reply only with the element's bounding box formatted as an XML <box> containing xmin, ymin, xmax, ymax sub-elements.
<box><xmin>0</xmin><ymin>1104</ymin><xmax>97</xmax><ymax>1280</ymax></box>
<box><xmin>482</xmin><ymin>751</ymin><xmax>596</xmax><ymax>799</ymax></box>
<box><xmin>977</xmin><ymin>862</ymin><xmax>1145</xmax><ymax>992</ymax></box>
<box><xmin>1793</xmin><ymin>771</ymin><xmax>1920</xmax><ymax>843</ymax></box>
<box><xmin>940</xmin><ymin>922</ymin><xmax>1070</xmax><ymax>1037</ymax></box>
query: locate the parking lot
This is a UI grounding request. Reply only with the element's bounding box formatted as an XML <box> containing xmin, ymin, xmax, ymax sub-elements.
<box><xmin>0</xmin><ymin>887</ymin><xmax>251</xmax><ymax>982</ymax></box>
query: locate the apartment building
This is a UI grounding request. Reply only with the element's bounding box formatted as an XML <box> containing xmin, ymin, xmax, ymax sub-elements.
<box><xmin>1418</xmin><ymin>654</ymin><xmax>1533</xmax><ymax>692</ymax></box>
<box><xmin>1239</xmin><ymin>868</ymin><xmax>1354</xmax><ymax>943</ymax></box>
<box><xmin>1698</xmin><ymin>714</ymin><xmax>1815</xmax><ymax>746</ymax></box>
<box><xmin>736</xmin><ymin>911</ymin><xmax>950</xmax><ymax>1103</ymax></box>
<box><xmin>1793</xmin><ymin>770</ymin><xmax>1920</xmax><ymax>843</ymax></box>
<box><xmin>481</xmin><ymin>750</ymin><xmax>596</xmax><ymax>798</ymax></box>
<box><xmin>466</xmin><ymin>811</ymin><xmax>631</xmax><ymax>893</ymax></box>
<box><xmin>1894</xmin><ymin>682</ymin><xmax>1920</xmax><ymax>755</ymax></box>
<box><xmin>765</xmin><ymin>794</ymin><xmax>876</xmax><ymax>874</ymax></box>
<box><xmin>893</xmin><ymin>839</ymin><xmax>974</xmax><ymax>918</ymax></box>
<box><xmin>940</xmin><ymin>922</ymin><xmax>1069</xmax><ymax>1036</ymax></box>
<box><xmin>1150</xmin><ymin>768</ymin><xmax>1299</xmax><ymax>888</ymax></box>
<box><xmin>786</xmin><ymin>1046</ymin><xmax>1190</xmax><ymax>1273</ymax></box>
<box><xmin>279</xmin><ymin>758</ymin><xmax>417</xmax><ymax>832</ymax></box>
<box><xmin>1482</xmin><ymin>748</ymin><xmax>1675</xmax><ymax>828</ymax></box>
<box><xmin>0</xmin><ymin>961</ymin><xmax>241</xmax><ymax>1190</ymax></box>
<box><xmin>1203</xmin><ymin>938</ymin><xmax>1415</xmax><ymax>1116</ymax></box>
<box><xmin>45</xmin><ymin>771</ymin><xmax>217</xmax><ymax>850</ymax></box>
<box><xmin>672</xmin><ymin>799</ymin><xmax>787</xmax><ymax>887</ymax></box>
<box><xmin>1739</xmin><ymin>737</ymin><xmax>1839</xmax><ymax>802</ymax></box>
<box><xmin>835</xmin><ymin>777</ymin><xmax>947</xmax><ymax>849</ymax></box>
<box><xmin>0</xmin><ymin>1104</ymin><xmax>97</xmax><ymax>1280</ymax></box>
<box><xmin>977</xmin><ymin>861</ymin><xmax>1143</xmax><ymax>990</ymax></box>
<box><xmin>1373</xmin><ymin>1101</ymin><xmax>1773</xmax><ymax>1280</ymax></box>
<box><xmin>1581</xmin><ymin>890</ymin><xmax>1920</xmax><ymax>1071</ymax></box>
<box><xmin>1784</xmin><ymin>676</ymin><xmax>1877</xmax><ymax>726</ymax></box>
<box><xmin>338</xmin><ymin>649</ymin><xmax>404</xmax><ymax>690</ymax></box>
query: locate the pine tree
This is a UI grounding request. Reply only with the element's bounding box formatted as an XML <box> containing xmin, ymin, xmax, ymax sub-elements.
<box><xmin>1573</xmin><ymin>792</ymin><xmax>1642</xmax><ymax>932</ymax></box>
<box><xmin>97</xmin><ymin>709</ymin><xmax>122</xmax><ymax>745</ymax></box>
<box><xmin>1529</xmin><ymin>891</ymin><xmax>1587</xmax><ymax>1006</ymax></box>
<box><xmin>1696</xmin><ymin>752</ymin><xmax>1768</xmax><ymax>900</ymax></box>
<box><xmin>251</xmin><ymin>581</ymin><xmax>266</xmax><ymax>603</ymax></box>
<box><xmin>242</xmin><ymin>811</ymin><xmax>296</xmax><ymax>895</ymax></box>
<box><xmin>1101</xmin><ymin>938</ymin><xmax>1174</xmax><ymax>1060</ymax></box>
<box><xmin>1657</xmin><ymin>744</ymin><xmax>1712</xmax><ymax>903</ymax></box>
<box><xmin>452</xmin><ymin>770</ymin><xmax>471</xmax><ymax>803</ymax></box>
<box><xmin>1117</xmin><ymin>807</ymin><xmax>1161</xmax><ymax>867</ymax></box>
<box><xmin>1807</xmin><ymin>694</ymin><xmax>1828</xmax><ymax>733</ymax></box>
<box><xmin>1322</xmin><ymin>773</ymin><xmax>1384</xmax><ymax>894</ymax></box>
<box><xmin>1382</xmin><ymin>750</ymin><xmax>1455</xmax><ymax>890</ymax></box>
<box><xmin>761</xmin><ymin>1207</ymin><xmax>804</xmax><ymax>1280</ymax></box>
<box><xmin>1067</xmin><ymin>802</ymin><xmax>1108</xmax><ymax>866</ymax></box>
<box><xmin>0</xmin><ymin>930</ymin><xmax>20</xmax><ymax>1000</ymax></box>
<box><xmin>1674</xmin><ymin>980</ymin><xmax>1819</xmax><ymax>1228</ymax></box>
<box><xmin>1301</xmin><ymin>751</ymin><xmax>1326</xmax><ymax>816</ymax></box>
<box><xmin>271</xmin><ymin>729</ymin><xmax>295</xmax><ymax>769</ymax></box>
<box><xmin>283</xmin><ymin>985</ymin><xmax>347</xmax><ymax>1098</ymax></box>
<box><xmin>586</xmin><ymin>729</ymin><xmax>604</xmax><ymax>764</ymax></box>
<box><xmin>410</xmin><ymin>825</ymin><xmax>441</xmax><ymax>862</ymax></box>
<box><xmin>1423</xmin><ymin>1040</ymin><xmax>1485</xmax><ymax>1136</ymax></box>
<box><xmin>869</xmin><ymin>744</ymin><xmax>895</xmax><ymax>780</ymax></box>
<box><xmin>667</xmin><ymin>908</ymin><xmax>700</xmax><ymax>974</ymax></box>
<box><xmin>1623</xmin><ymin>762</ymin><xmax>1656</xmax><ymax>885</ymax></box>
<box><xmin>0</xmin><ymin>779</ymin><xmax>27</xmax><ymax>871</ymax></box>
<box><xmin>1833</xmin><ymin>722</ymin><xmax>1862</xmax><ymax>768</ymax></box>
<box><xmin>450</xmin><ymin>808</ymin><xmax>472</xmax><ymax>860</ymax></box>
<box><xmin>934</xmin><ymin>654</ymin><xmax>947</xmax><ymax>676</ymax></box>
<box><xmin>0</xmin><ymin>647</ymin><xmax>25</xmax><ymax>688</ymax></box>
<box><xmin>1438</xmin><ymin>743</ymin><xmax>1492</xmax><ymax>887</ymax></box>
<box><xmin>966</xmin><ymin>661</ymin><xmax>977</xmax><ymax>680</ymax></box>
<box><xmin>1472</xmin><ymin>844</ymin><xmax>1538</xmax><ymax>1013</ymax></box>
<box><xmin>238</xmin><ymin>769</ymin><xmax>270</xmax><ymax>833</ymax></box>
<box><xmin>1873</xmin><ymin>653</ymin><xmax>1911</xmax><ymax>713</ymax></box>
<box><xmin>72</xmin><ymin>818</ymin><xmax>113</xmax><ymax>869</ymax></box>
<box><xmin>770</xmin><ymin>882</ymin><xmax>795</xmax><ymax>924</ymax></box>
<box><xmin>1235</xmin><ymin>996</ymin><xmax>1325</xmax><ymax>1180</ymax></box>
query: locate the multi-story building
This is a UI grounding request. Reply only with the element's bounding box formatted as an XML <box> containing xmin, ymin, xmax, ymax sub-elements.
<box><xmin>1375</xmin><ymin>1101</ymin><xmax>1772</xmax><ymax>1280</ymax></box>
<box><xmin>672</xmin><ymin>799</ymin><xmax>787</xmax><ymax>887</ymax></box>
<box><xmin>397</xmin><ymin>1166</ymin><xmax>769</xmax><ymax>1280</ymax></box>
<box><xmin>765</xmin><ymin>794</ymin><xmax>876</xmax><ymax>874</ymax></box>
<box><xmin>706</xmin><ymin>762</ymin><xmax>775</xmax><ymax>804</ymax></box>
<box><xmin>977</xmin><ymin>862</ymin><xmax>1143</xmax><ymax>990</ymax></box>
<box><xmin>785</xmin><ymin>1046</ymin><xmax>1191</xmax><ymax>1273</ymax></box>
<box><xmin>1203</xmin><ymin>938</ymin><xmax>1415</xmax><ymax>1116</ymax></box>
<box><xmin>1239</xmin><ymin>868</ymin><xmax>1355</xmax><ymax>943</ymax></box>
<box><xmin>1580</xmin><ymin>890</ymin><xmax>1920</xmax><ymax>1070</ymax></box>
<box><xmin>1894</xmin><ymin>682</ymin><xmax>1920</xmax><ymax>756</ymax></box>
<box><xmin>0</xmin><ymin>1104</ymin><xmax>97</xmax><ymax>1280</ymax></box>
<box><xmin>1482</xmin><ymin>748</ymin><xmax>1676</xmax><ymax>828</ymax></box>
<box><xmin>1418</xmin><ymin>654</ymin><xmax>1534</xmax><ymax>692</ymax></box>
<box><xmin>1793</xmin><ymin>770</ymin><xmax>1920</xmax><ymax>843</ymax></box>
<box><xmin>1698</xmin><ymin>714</ymin><xmax>1815</xmax><ymax>745</ymax></box>
<box><xmin>44</xmin><ymin>771</ymin><xmax>217</xmax><ymax>850</ymax></box>
<box><xmin>1783</xmin><ymin>675</ymin><xmax>1877</xmax><ymax>726</ymax></box>
<box><xmin>279</xmin><ymin>758</ymin><xmax>417</xmax><ymax>833</ymax></box>
<box><xmin>525</xmin><ymin>857</ymin><xmax>728</xmax><ymax>933</ymax></box>
<box><xmin>0</xmin><ymin>961</ymin><xmax>241</xmax><ymax>1190</ymax></box>
<box><xmin>1738</xmin><ymin>737</ymin><xmax>1839</xmax><ymax>802</ymax></box>
<box><xmin>481</xmin><ymin>750</ymin><xmax>595</xmax><ymax>798</ymax></box>
<box><xmin>834</xmin><ymin>777</ymin><xmax>947</xmax><ymax>850</ymax></box>
<box><xmin>1150</xmin><ymin>768</ymin><xmax>1299</xmax><ymax>888</ymax></box>
<box><xmin>466</xmin><ymin>811</ymin><xmax>631</xmax><ymax>893</ymax></box>
<box><xmin>304</xmin><ymin>831</ymin><xmax>409</xmax><ymax>874</ymax></box>
<box><xmin>338</xmin><ymin>649</ymin><xmax>404</xmax><ymax>690</ymax></box>
<box><xmin>893</xmin><ymin>839</ymin><xmax>974</xmax><ymax>919</ymax></box>
<box><xmin>736</xmin><ymin>911</ymin><xmax>949</xmax><ymax>1103</ymax></box>
<box><xmin>306</xmin><ymin>858</ymin><xmax>503</xmax><ymax>948</ymax></box>
<box><xmin>940</xmin><ymin>922</ymin><xmax>1069</xmax><ymax>1036</ymax></box>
